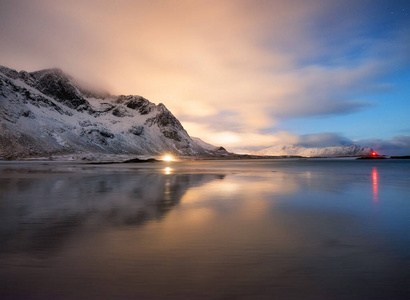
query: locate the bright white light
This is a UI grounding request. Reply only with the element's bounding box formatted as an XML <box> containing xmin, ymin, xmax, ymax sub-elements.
<box><xmin>162</xmin><ymin>155</ymin><xmax>174</xmax><ymax>162</ymax></box>
<box><xmin>164</xmin><ymin>167</ymin><xmax>172</xmax><ymax>175</ymax></box>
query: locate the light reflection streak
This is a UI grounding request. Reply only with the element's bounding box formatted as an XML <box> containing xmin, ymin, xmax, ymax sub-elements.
<box><xmin>164</xmin><ymin>167</ymin><xmax>172</xmax><ymax>175</ymax></box>
<box><xmin>372</xmin><ymin>167</ymin><xmax>378</xmax><ymax>202</ymax></box>
<box><xmin>180</xmin><ymin>173</ymin><xmax>300</xmax><ymax>206</ymax></box>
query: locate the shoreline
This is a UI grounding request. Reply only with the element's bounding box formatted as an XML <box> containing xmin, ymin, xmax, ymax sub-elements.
<box><xmin>1</xmin><ymin>155</ymin><xmax>409</xmax><ymax>164</ymax></box>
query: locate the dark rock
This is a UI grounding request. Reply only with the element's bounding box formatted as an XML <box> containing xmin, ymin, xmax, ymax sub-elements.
<box><xmin>145</xmin><ymin>108</ymin><xmax>184</xmax><ymax>131</ymax></box>
<box><xmin>123</xmin><ymin>158</ymin><xmax>159</xmax><ymax>163</ymax></box>
<box><xmin>99</xmin><ymin>103</ymin><xmax>115</xmax><ymax>112</ymax></box>
<box><xmin>99</xmin><ymin>130</ymin><xmax>114</xmax><ymax>138</ymax></box>
<box><xmin>22</xmin><ymin>110</ymin><xmax>35</xmax><ymax>119</ymax></box>
<box><xmin>27</xmin><ymin>92</ymin><xmax>70</xmax><ymax>115</ymax></box>
<box><xmin>125</xmin><ymin>96</ymin><xmax>153</xmax><ymax>115</ymax></box>
<box><xmin>29</xmin><ymin>68</ymin><xmax>91</xmax><ymax>111</ymax></box>
<box><xmin>0</xmin><ymin>66</ymin><xmax>19</xmax><ymax>79</ymax></box>
<box><xmin>84</xmin><ymin>129</ymin><xmax>114</xmax><ymax>139</ymax></box>
<box><xmin>125</xmin><ymin>97</ymin><xmax>145</xmax><ymax>108</ymax></box>
<box><xmin>162</xmin><ymin>130</ymin><xmax>181</xmax><ymax>141</ymax></box>
<box><xmin>88</xmin><ymin>103</ymin><xmax>115</xmax><ymax>117</ymax></box>
<box><xmin>112</xmin><ymin>106</ymin><xmax>132</xmax><ymax>117</ymax></box>
<box><xmin>129</xmin><ymin>126</ymin><xmax>144</xmax><ymax>136</ymax></box>
<box><xmin>79</xmin><ymin>120</ymin><xmax>93</xmax><ymax>127</ymax></box>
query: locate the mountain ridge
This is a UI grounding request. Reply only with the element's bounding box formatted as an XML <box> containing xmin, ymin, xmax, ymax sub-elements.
<box><xmin>249</xmin><ymin>144</ymin><xmax>373</xmax><ymax>157</ymax></box>
<box><xmin>0</xmin><ymin>65</ymin><xmax>228</xmax><ymax>159</ymax></box>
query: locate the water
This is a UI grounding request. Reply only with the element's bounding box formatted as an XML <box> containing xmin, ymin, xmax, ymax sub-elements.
<box><xmin>0</xmin><ymin>159</ymin><xmax>409</xmax><ymax>300</ymax></box>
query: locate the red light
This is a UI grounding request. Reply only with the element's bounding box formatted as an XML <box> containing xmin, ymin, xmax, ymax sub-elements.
<box><xmin>372</xmin><ymin>152</ymin><xmax>377</xmax><ymax>156</ymax></box>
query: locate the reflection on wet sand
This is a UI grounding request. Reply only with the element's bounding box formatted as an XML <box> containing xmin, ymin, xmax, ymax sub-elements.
<box><xmin>0</xmin><ymin>160</ymin><xmax>409</xmax><ymax>300</ymax></box>
<box><xmin>372</xmin><ymin>167</ymin><xmax>378</xmax><ymax>202</ymax></box>
<box><xmin>164</xmin><ymin>167</ymin><xmax>172</xmax><ymax>175</ymax></box>
<box><xmin>0</xmin><ymin>171</ymin><xmax>224</xmax><ymax>257</ymax></box>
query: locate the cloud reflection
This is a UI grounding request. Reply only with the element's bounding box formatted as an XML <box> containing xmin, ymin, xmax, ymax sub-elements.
<box><xmin>0</xmin><ymin>170</ymin><xmax>222</xmax><ymax>256</ymax></box>
<box><xmin>1</xmin><ymin>162</ymin><xmax>409</xmax><ymax>300</ymax></box>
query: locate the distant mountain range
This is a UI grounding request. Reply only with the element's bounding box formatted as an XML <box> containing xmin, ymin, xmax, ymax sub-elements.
<box><xmin>249</xmin><ymin>144</ymin><xmax>372</xmax><ymax>157</ymax></box>
<box><xmin>0</xmin><ymin>65</ymin><xmax>229</xmax><ymax>159</ymax></box>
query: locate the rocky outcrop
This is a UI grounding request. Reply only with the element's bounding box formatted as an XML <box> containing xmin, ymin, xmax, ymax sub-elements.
<box><xmin>29</xmin><ymin>68</ymin><xmax>90</xmax><ymax>110</ymax></box>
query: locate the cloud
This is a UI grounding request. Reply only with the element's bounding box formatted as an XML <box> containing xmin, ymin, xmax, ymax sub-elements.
<box><xmin>296</xmin><ymin>133</ymin><xmax>353</xmax><ymax>148</ymax></box>
<box><xmin>215</xmin><ymin>131</ymin><xmax>410</xmax><ymax>156</ymax></box>
<box><xmin>358</xmin><ymin>135</ymin><xmax>410</xmax><ymax>156</ymax></box>
<box><xmin>186</xmin><ymin>124</ymin><xmax>354</xmax><ymax>153</ymax></box>
<box><xmin>0</xmin><ymin>0</ymin><xmax>409</xmax><ymax>150</ymax></box>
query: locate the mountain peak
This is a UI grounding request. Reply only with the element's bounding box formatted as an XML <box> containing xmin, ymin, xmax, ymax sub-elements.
<box><xmin>0</xmin><ymin>65</ymin><xmax>224</xmax><ymax>159</ymax></box>
<box><xmin>0</xmin><ymin>65</ymin><xmax>20</xmax><ymax>79</ymax></box>
<box><xmin>30</xmin><ymin>67</ymin><xmax>65</xmax><ymax>76</ymax></box>
<box><xmin>26</xmin><ymin>68</ymin><xmax>90</xmax><ymax>110</ymax></box>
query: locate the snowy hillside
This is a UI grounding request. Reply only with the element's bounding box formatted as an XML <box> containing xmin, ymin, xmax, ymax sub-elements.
<box><xmin>250</xmin><ymin>144</ymin><xmax>373</xmax><ymax>157</ymax></box>
<box><xmin>0</xmin><ymin>66</ymin><xmax>227</xmax><ymax>159</ymax></box>
<box><xmin>191</xmin><ymin>137</ymin><xmax>229</xmax><ymax>154</ymax></box>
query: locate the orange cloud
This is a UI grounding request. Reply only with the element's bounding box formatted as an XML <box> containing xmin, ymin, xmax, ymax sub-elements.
<box><xmin>1</xmin><ymin>0</ymin><xmax>408</xmax><ymax>151</ymax></box>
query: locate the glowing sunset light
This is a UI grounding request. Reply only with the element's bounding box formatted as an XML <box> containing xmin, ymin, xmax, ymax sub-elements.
<box><xmin>162</xmin><ymin>155</ymin><xmax>174</xmax><ymax>162</ymax></box>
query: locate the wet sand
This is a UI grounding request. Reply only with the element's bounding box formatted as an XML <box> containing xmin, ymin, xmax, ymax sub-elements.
<box><xmin>1</xmin><ymin>159</ymin><xmax>409</xmax><ymax>299</ymax></box>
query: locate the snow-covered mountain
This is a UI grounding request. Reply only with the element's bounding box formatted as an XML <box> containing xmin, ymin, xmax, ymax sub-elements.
<box><xmin>191</xmin><ymin>137</ymin><xmax>229</xmax><ymax>154</ymax></box>
<box><xmin>250</xmin><ymin>144</ymin><xmax>373</xmax><ymax>157</ymax></box>
<box><xmin>0</xmin><ymin>65</ymin><xmax>228</xmax><ymax>159</ymax></box>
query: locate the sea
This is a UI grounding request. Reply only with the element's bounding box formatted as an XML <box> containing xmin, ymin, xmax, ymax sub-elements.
<box><xmin>0</xmin><ymin>158</ymin><xmax>409</xmax><ymax>300</ymax></box>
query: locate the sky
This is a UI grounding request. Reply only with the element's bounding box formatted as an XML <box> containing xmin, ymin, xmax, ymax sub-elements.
<box><xmin>1</xmin><ymin>0</ymin><xmax>409</xmax><ymax>154</ymax></box>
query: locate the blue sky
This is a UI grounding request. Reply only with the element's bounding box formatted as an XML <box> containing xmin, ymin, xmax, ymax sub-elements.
<box><xmin>288</xmin><ymin>1</ymin><xmax>410</xmax><ymax>137</ymax></box>
<box><xmin>275</xmin><ymin>1</ymin><xmax>410</xmax><ymax>154</ymax></box>
<box><xmin>280</xmin><ymin>68</ymin><xmax>410</xmax><ymax>141</ymax></box>
<box><xmin>0</xmin><ymin>0</ymin><xmax>409</xmax><ymax>154</ymax></box>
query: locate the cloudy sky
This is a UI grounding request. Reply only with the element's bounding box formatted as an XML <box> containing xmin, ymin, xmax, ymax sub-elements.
<box><xmin>1</xmin><ymin>0</ymin><xmax>409</xmax><ymax>154</ymax></box>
